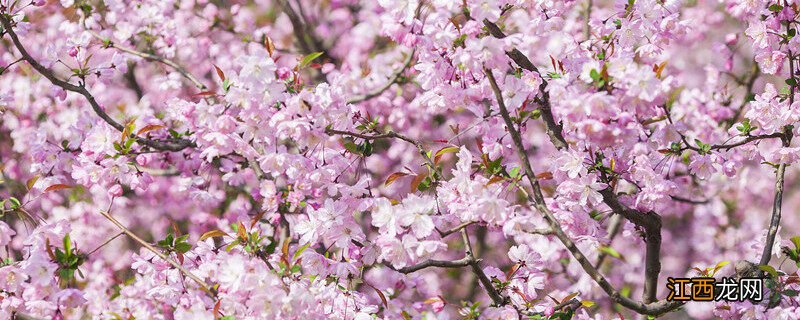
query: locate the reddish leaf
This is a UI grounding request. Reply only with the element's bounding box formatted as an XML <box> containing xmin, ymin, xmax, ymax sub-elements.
<box><xmin>192</xmin><ymin>91</ymin><xmax>217</xmax><ymax>98</ymax></box>
<box><xmin>505</xmin><ymin>263</ymin><xmax>520</xmax><ymax>279</ymax></box>
<box><xmin>45</xmin><ymin>238</ymin><xmax>56</xmax><ymax>261</ymax></box>
<box><xmin>265</xmin><ymin>36</ymin><xmax>276</xmax><ymax>57</ymax></box>
<box><xmin>136</xmin><ymin>124</ymin><xmax>166</xmax><ymax>136</ymax></box>
<box><xmin>281</xmin><ymin>238</ymin><xmax>290</xmax><ymax>260</ymax></box>
<box><xmin>535</xmin><ymin>172</ymin><xmax>553</xmax><ymax>180</ymax></box>
<box><xmin>199</xmin><ymin>230</ymin><xmax>230</xmax><ymax>241</ymax></box>
<box><xmin>561</xmin><ymin>292</ymin><xmax>578</xmax><ymax>304</ymax></box>
<box><xmin>433</xmin><ymin>146</ymin><xmax>459</xmax><ymax>165</ymax></box>
<box><xmin>236</xmin><ymin>222</ymin><xmax>247</xmax><ymax>240</ymax></box>
<box><xmin>214</xmin><ymin>64</ymin><xmax>226</xmax><ymax>81</ymax></box>
<box><xmin>171</xmin><ymin>221</ymin><xmax>181</xmax><ymax>236</ymax></box>
<box><xmin>485</xmin><ymin>175</ymin><xmax>505</xmax><ymax>186</ymax></box>
<box><xmin>213</xmin><ymin>300</ymin><xmax>221</xmax><ymax>318</ymax></box>
<box><xmin>250</xmin><ymin>211</ymin><xmax>266</xmax><ymax>228</ymax></box>
<box><xmin>26</xmin><ymin>175</ymin><xmax>39</xmax><ymax>190</ymax></box>
<box><xmin>410</xmin><ymin>172</ymin><xmax>428</xmax><ymax>193</ymax></box>
<box><xmin>368</xmin><ymin>283</ymin><xmax>389</xmax><ymax>308</ymax></box>
<box><xmin>385</xmin><ymin>172</ymin><xmax>409</xmax><ymax>186</ymax></box>
<box><xmin>44</xmin><ymin>184</ymin><xmax>73</xmax><ymax>193</ymax></box>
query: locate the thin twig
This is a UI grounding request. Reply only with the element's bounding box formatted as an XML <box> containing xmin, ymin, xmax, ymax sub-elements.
<box><xmin>347</xmin><ymin>49</ymin><xmax>415</xmax><ymax>104</ymax></box>
<box><xmin>325</xmin><ymin>128</ymin><xmax>438</xmax><ymax>176</ymax></box>
<box><xmin>98</xmin><ymin>210</ymin><xmax>215</xmax><ymax>296</ymax></box>
<box><xmin>436</xmin><ymin>221</ymin><xmax>476</xmax><ymax>238</ymax></box>
<box><xmin>595</xmin><ymin>213</ymin><xmax>623</xmax><ymax>268</ymax></box>
<box><xmin>86</xmin><ymin>231</ymin><xmax>125</xmax><ymax>256</ymax></box>
<box><xmin>88</xmin><ymin>31</ymin><xmax>208</xmax><ymax>91</ymax></box>
<box><xmin>462</xmin><ymin>229</ymin><xmax>506</xmax><ymax>306</ymax></box>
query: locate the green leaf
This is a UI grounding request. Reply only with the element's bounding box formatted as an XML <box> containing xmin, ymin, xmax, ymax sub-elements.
<box><xmin>299</xmin><ymin>52</ymin><xmax>324</xmax><ymax>68</ymax></box>
<box><xmin>7</xmin><ymin>197</ymin><xmax>21</xmax><ymax>209</ymax></box>
<box><xmin>787</xmin><ymin>78</ymin><xmax>798</xmax><ymax>87</ymax></box>
<box><xmin>791</xmin><ymin>236</ymin><xmax>800</xmax><ymax>251</ymax></box>
<box><xmin>769</xmin><ymin>4</ymin><xmax>784</xmax><ymax>12</ymax></box>
<box><xmin>598</xmin><ymin>245</ymin><xmax>625</xmax><ymax>261</ymax></box>
<box><xmin>174</xmin><ymin>242</ymin><xmax>192</xmax><ymax>254</ymax></box>
<box><xmin>59</xmin><ymin>268</ymin><xmax>74</xmax><ymax>280</ymax></box>
<box><xmin>293</xmin><ymin>243</ymin><xmax>311</xmax><ymax>262</ymax></box>
<box><xmin>343</xmin><ymin>140</ymin><xmax>360</xmax><ymax>155</ymax></box>
<box><xmin>508</xmin><ymin>167</ymin><xmax>521</xmax><ymax>179</ymax></box>
<box><xmin>225</xmin><ymin>239</ymin><xmax>240</xmax><ymax>252</ymax></box>
<box><xmin>590</xmin><ymin>69</ymin><xmax>601</xmax><ymax>82</ymax></box>
<box><xmin>784</xmin><ymin>289</ymin><xmax>799</xmax><ymax>297</ymax></box>
<box><xmin>63</xmin><ymin>233</ymin><xmax>72</xmax><ymax>257</ymax></box>
<box><xmin>759</xmin><ymin>264</ymin><xmax>779</xmax><ymax>278</ymax></box>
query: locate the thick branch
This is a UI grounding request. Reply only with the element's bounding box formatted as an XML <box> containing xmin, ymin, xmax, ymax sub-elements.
<box><xmin>485</xmin><ymin>67</ymin><xmax>681</xmax><ymax>315</ymax></box>
<box><xmin>760</xmin><ymin>162</ymin><xmax>787</xmax><ymax>265</ymax></box>
<box><xmin>599</xmin><ymin>188</ymin><xmax>663</xmax><ymax>303</ymax></box>
<box><xmin>482</xmin><ymin>19</ymin><xmax>567</xmax><ymax>150</ymax></box>
<box><xmin>761</xmin><ymin>35</ymin><xmax>796</xmax><ymax>265</ymax></box>
<box><xmin>0</xmin><ymin>15</ymin><xmax>194</xmax><ymax>152</ymax></box>
<box><xmin>393</xmin><ymin>257</ymin><xmax>473</xmax><ymax>273</ymax></box>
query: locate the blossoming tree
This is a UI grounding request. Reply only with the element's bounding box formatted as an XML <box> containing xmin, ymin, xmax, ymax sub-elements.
<box><xmin>2</xmin><ymin>0</ymin><xmax>800</xmax><ymax>319</ymax></box>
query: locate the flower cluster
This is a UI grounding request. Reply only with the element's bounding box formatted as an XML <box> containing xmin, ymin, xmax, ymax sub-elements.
<box><xmin>2</xmin><ymin>0</ymin><xmax>800</xmax><ymax>319</ymax></box>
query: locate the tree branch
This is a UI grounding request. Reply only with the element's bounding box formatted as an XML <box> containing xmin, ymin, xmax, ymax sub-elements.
<box><xmin>595</xmin><ymin>213</ymin><xmax>623</xmax><ymax>268</ymax></box>
<box><xmin>680</xmin><ymin>132</ymin><xmax>784</xmax><ymax>153</ymax></box>
<box><xmin>325</xmin><ymin>128</ymin><xmax>438</xmax><ymax>176</ymax></box>
<box><xmin>347</xmin><ymin>49</ymin><xmax>415</xmax><ymax>104</ymax></box>
<box><xmin>98</xmin><ymin>210</ymin><xmax>215</xmax><ymax>296</ymax></box>
<box><xmin>482</xmin><ymin>19</ymin><xmax>568</xmax><ymax>150</ymax></box>
<box><xmin>599</xmin><ymin>188</ymin><xmax>663</xmax><ymax>303</ymax></box>
<box><xmin>391</xmin><ymin>256</ymin><xmax>474</xmax><ymax>273</ymax></box>
<box><xmin>760</xmin><ymin>162</ymin><xmax>787</xmax><ymax>265</ymax></box>
<box><xmin>461</xmin><ymin>229</ymin><xmax>506</xmax><ymax>306</ymax></box>
<box><xmin>436</xmin><ymin>221</ymin><xmax>476</xmax><ymax>238</ymax></box>
<box><xmin>485</xmin><ymin>67</ymin><xmax>682</xmax><ymax>315</ymax></box>
<box><xmin>0</xmin><ymin>15</ymin><xmax>194</xmax><ymax>152</ymax></box>
<box><xmin>761</xmin><ymin>24</ymin><xmax>796</xmax><ymax>266</ymax></box>
<box><xmin>88</xmin><ymin>31</ymin><xmax>208</xmax><ymax>91</ymax></box>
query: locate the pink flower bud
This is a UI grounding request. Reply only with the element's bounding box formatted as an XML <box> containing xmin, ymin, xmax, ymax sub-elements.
<box><xmin>108</xmin><ymin>184</ymin><xmax>123</xmax><ymax>198</ymax></box>
<box><xmin>725</xmin><ymin>33</ymin><xmax>738</xmax><ymax>46</ymax></box>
